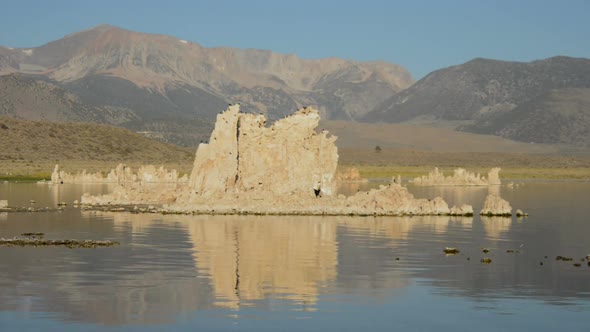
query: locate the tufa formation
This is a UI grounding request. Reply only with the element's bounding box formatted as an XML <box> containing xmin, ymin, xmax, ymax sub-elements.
<box><xmin>81</xmin><ymin>105</ymin><xmax>474</xmax><ymax>216</ymax></box>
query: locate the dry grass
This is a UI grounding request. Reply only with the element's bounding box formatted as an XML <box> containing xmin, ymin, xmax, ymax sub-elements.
<box><xmin>0</xmin><ymin>117</ymin><xmax>194</xmax><ymax>180</ymax></box>
<box><xmin>0</xmin><ymin>117</ymin><xmax>194</xmax><ymax>162</ymax></box>
<box><xmin>2</xmin><ymin>117</ymin><xmax>590</xmax><ymax>181</ymax></box>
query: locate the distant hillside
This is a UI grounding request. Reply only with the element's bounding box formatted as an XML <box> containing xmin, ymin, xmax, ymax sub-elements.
<box><xmin>0</xmin><ymin>74</ymin><xmax>136</xmax><ymax>124</ymax></box>
<box><xmin>0</xmin><ymin>116</ymin><xmax>193</xmax><ymax>164</ymax></box>
<box><xmin>0</xmin><ymin>24</ymin><xmax>413</xmax><ymax>146</ymax></box>
<box><xmin>364</xmin><ymin>56</ymin><xmax>590</xmax><ymax>146</ymax></box>
<box><xmin>320</xmin><ymin>120</ymin><xmax>563</xmax><ymax>153</ymax></box>
<box><xmin>459</xmin><ymin>88</ymin><xmax>590</xmax><ymax>146</ymax></box>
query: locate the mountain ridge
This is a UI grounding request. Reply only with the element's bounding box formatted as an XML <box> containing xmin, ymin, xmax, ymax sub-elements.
<box><xmin>0</xmin><ymin>24</ymin><xmax>414</xmax><ymax>146</ymax></box>
<box><xmin>363</xmin><ymin>56</ymin><xmax>590</xmax><ymax>146</ymax></box>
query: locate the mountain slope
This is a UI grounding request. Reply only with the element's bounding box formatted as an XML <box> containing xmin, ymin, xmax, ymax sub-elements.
<box><xmin>364</xmin><ymin>56</ymin><xmax>590</xmax><ymax>145</ymax></box>
<box><xmin>0</xmin><ymin>116</ymin><xmax>193</xmax><ymax>163</ymax></box>
<box><xmin>0</xmin><ymin>24</ymin><xmax>413</xmax><ymax>125</ymax></box>
<box><xmin>0</xmin><ymin>74</ymin><xmax>137</xmax><ymax>124</ymax></box>
<box><xmin>460</xmin><ymin>88</ymin><xmax>590</xmax><ymax>146</ymax></box>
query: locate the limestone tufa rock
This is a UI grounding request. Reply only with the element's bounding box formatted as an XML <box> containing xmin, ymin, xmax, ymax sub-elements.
<box><xmin>186</xmin><ymin>105</ymin><xmax>337</xmax><ymax>199</ymax></box>
<box><xmin>82</xmin><ymin>105</ymin><xmax>474</xmax><ymax>216</ymax></box>
<box><xmin>480</xmin><ymin>194</ymin><xmax>512</xmax><ymax>216</ymax></box>
<box><xmin>0</xmin><ymin>200</ymin><xmax>7</xmax><ymax>208</ymax></box>
<box><xmin>412</xmin><ymin>167</ymin><xmax>501</xmax><ymax>186</ymax></box>
<box><xmin>335</xmin><ymin>167</ymin><xmax>368</xmax><ymax>182</ymax></box>
<box><xmin>50</xmin><ymin>164</ymin><xmax>187</xmax><ymax>184</ymax></box>
<box><xmin>450</xmin><ymin>204</ymin><xmax>474</xmax><ymax>216</ymax></box>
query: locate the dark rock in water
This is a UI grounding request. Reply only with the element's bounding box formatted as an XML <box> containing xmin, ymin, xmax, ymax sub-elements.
<box><xmin>21</xmin><ymin>233</ymin><xmax>44</xmax><ymax>239</ymax></box>
<box><xmin>444</xmin><ymin>247</ymin><xmax>460</xmax><ymax>255</ymax></box>
<box><xmin>481</xmin><ymin>258</ymin><xmax>492</xmax><ymax>264</ymax></box>
<box><xmin>21</xmin><ymin>232</ymin><xmax>44</xmax><ymax>237</ymax></box>
<box><xmin>506</xmin><ymin>249</ymin><xmax>519</xmax><ymax>253</ymax></box>
<box><xmin>395</xmin><ymin>257</ymin><xmax>400</xmax><ymax>261</ymax></box>
<box><xmin>482</xmin><ymin>248</ymin><xmax>490</xmax><ymax>254</ymax></box>
<box><xmin>588</xmin><ymin>261</ymin><xmax>590</xmax><ymax>267</ymax></box>
<box><xmin>556</xmin><ymin>256</ymin><xmax>573</xmax><ymax>261</ymax></box>
<box><xmin>0</xmin><ymin>206</ymin><xmax>61</xmax><ymax>213</ymax></box>
<box><xmin>0</xmin><ymin>238</ymin><xmax>119</xmax><ymax>248</ymax></box>
<box><xmin>540</xmin><ymin>262</ymin><xmax>544</xmax><ymax>266</ymax></box>
<box><xmin>573</xmin><ymin>263</ymin><xmax>581</xmax><ymax>267</ymax></box>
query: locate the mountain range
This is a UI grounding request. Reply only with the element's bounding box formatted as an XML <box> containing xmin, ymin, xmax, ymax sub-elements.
<box><xmin>364</xmin><ymin>56</ymin><xmax>590</xmax><ymax>146</ymax></box>
<box><xmin>0</xmin><ymin>24</ymin><xmax>412</xmax><ymax>146</ymax></box>
<box><xmin>1</xmin><ymin>25</ymin><xmax>589</xmax><ymax>147</ymax></box>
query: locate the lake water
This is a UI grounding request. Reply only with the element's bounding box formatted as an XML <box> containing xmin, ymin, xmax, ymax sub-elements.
<box><xmin>0</xmin><ymin>181</ymin><xmax>589</xmax><ymax>331</ymax></box>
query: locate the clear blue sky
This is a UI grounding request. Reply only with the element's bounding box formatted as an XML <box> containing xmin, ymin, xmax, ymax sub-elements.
<box><xmin>0</xmin><ymin>0</ymin><xmax>588</xmax><ymax>79</ymax></box>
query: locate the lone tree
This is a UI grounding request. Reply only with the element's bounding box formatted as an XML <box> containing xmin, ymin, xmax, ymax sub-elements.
<box><xmin>375</xmin><ymin>145</ymin><xmax>382</xmax><ymax>153</ymax></box>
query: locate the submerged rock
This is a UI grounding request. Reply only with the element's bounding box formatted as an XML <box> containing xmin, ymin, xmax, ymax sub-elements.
<box><xmin>82</xmin><ymin>105</ymin><xmax>474</xmax><ymax>216</ymax></box>
<box><xmin>0</xmin><ymin>237</ymin><xmax>119</xmax><ymax>248</ymax></box>
<box><xmin>480</xmin><ymin>194</ymin><xmax>512</xmax><ymax>216</ymax></box>
<box><xmin>21</xmin><ymin>232</ymin><xmax>44</xmax><ymax>237</ymax></box>
<box><xmin>444</xmin><ymin>247</ymin><xmax>460</xmax><ymax>255</ymax></box>
<box><xmin>555</xmin><ymin>256</ymin><xmax>573</xmax><ymax>261</ymax></box>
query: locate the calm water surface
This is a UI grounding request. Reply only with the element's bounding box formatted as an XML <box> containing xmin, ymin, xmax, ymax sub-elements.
<box><xmin>0</xmin><ymin>181</ymin><xmax>589</xmax><ymax>331</ymax></box>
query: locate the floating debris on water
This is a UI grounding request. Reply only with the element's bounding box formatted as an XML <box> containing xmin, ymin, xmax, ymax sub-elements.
<box><xmin>444</xmin><ymin>247</ymin><xmax>460</xmax><ymax>255</ymax></box>
<box><xmin>556</xmin><ymin>256</ymin><xmax>573</xmax><ymax>261</ymax></box>
<box><xmin>21</xmin><ymin>232</ymin><xmax>44</xmax><ymax>238</ymax></box>
<box><xmin>0</xmin><ymin>206</ymin><xmax>62</xmax><ymax>213</ymax></box>
<box><xmin>506</xmin><ymin>249</ymin><xmax>520</xmax><ymax>253</ymax></box>
<box><xmin>0</xmin><ymin>238</ymin><xmax>120</xmax><ymax>248</ymax></box>
<box><xmin>481</xmin><ymin>258</ymin><xmax>493</xmax><ymax>264</ymax></box>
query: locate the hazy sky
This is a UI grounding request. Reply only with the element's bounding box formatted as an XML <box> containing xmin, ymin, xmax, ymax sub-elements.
<box><xmin>1</xmin><ymin>0</ymin><xmax>588</xmax><ymax>79</ymax></box>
